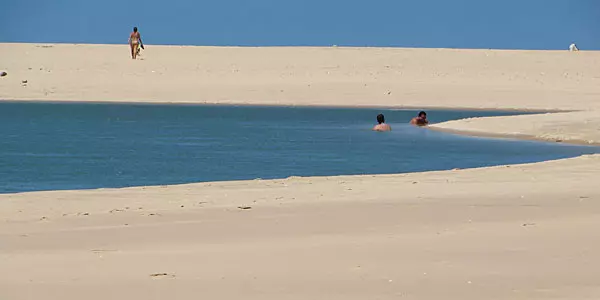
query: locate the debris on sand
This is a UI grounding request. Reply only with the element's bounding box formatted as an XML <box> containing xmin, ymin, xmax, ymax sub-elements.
<box><xmin>149</xmin><ymin>273</ymin><xmax>175</xmax><ymax>278</ymax></box>
<box><xmin>0</xmin><ymin>71</ymin><xmax>7</xmax><ymax>77</ymax></box>
<box><xmin>238</xmin><ymin>206</ymin><xmax>252</xmax><ymax>210</ymax></box>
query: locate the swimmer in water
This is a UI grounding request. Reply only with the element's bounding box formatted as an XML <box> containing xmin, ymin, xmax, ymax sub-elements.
<box><xmin>373</xmin><ymin>114</ymin><xmax>392</xmax><ymax>131</ymax></box>
<box><xmin>128</xmin><ymin>27</ymin><xmax>144</xmax><ymax>59</ymax></box>
<box><xmin>410</xmin><ymin>111</ymin><xmax>429</xmax><ymax>126</ymax></box>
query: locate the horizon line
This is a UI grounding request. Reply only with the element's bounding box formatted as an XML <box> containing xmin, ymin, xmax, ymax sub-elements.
<box><xmin>1</xmin><ymin>41</ymin><xmax>595</xmax><ymax>52</ymax></box>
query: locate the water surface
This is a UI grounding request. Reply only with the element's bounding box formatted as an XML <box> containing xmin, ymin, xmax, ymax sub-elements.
<box><xmin>0</xmin><ymin>102</ymin><xmax>596</xmax><ymax>193</ymax></box>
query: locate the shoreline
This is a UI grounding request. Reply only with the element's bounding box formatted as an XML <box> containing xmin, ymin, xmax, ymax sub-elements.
<box><xmin>1</xmin><ymin>100</ymin><xmax>597</xmax><ymax>197</ymax></box>
<box><xmin>0</xmin><ymin>98</ymin><xmax>569</xmax><ymax>113</ymax></box>
<box><xmin>428</xmin><ymin>125</ymin><xmax>600</xmax><ymax>147</ymax></box>
<box><xmin>2</xmin><ymin>152</ymin><xmax>599</xmax><ymax>217</ymax></box>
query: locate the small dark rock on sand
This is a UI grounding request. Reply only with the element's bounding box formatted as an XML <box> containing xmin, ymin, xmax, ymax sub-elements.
<box><xmin>0</xmin><ymin>71</ymin><xmax>7</xmax><ymax>77</ymax></box>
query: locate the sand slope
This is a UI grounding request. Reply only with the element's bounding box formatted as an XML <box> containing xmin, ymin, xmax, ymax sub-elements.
<box><xmin>2</xmin><ymin>44</ymin><xmax>600</xmax><ymax>109</ymax></box>
<box><xmin>2</xmin><ymin>155</ymin><xmax>600</xmax><ymax>299</ymax></box>
<box><xmin>1</xmin><ymin>44</ymin><xmax>600</xmax><ymax>299</ymax></box>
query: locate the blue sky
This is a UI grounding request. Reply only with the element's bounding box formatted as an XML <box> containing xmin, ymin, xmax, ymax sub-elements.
<box><xmin>1</xmin><ymin>0</ymin><xmax>598</xmax><ymax>49</ymax></box>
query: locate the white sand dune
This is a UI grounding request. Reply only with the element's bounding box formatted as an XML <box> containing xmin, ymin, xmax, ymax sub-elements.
<box><xmin>1</xmin><ymin>43</ymin><xmax>599</xmax><ymax>299</ymax></box>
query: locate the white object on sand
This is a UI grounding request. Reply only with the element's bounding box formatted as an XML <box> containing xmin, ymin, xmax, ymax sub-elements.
<box><xmin>569</xmin><ymin>43</ymin><xmax>579</xmax><ymax>51</ymax></box>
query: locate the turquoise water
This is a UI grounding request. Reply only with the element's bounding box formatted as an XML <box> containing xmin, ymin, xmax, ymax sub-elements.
<box><xmin>0</xmin><ymin>102</ymin><xmax>597</xmax><ymax>194</ymax></box>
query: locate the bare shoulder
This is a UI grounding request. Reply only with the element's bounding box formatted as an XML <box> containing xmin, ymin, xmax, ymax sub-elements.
<box><xmin>373</xmin><ymin>124</ymin><xmax>391</xmax><ymax>132</ymax></box>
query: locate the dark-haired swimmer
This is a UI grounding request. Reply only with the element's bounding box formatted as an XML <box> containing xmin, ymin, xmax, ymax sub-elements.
<box><xmin>410</xmin><ymin>111</ymin><xmax>429</xmax><ymax>126</ymax></box>
<box><xmin>372</xmin><ymin>114</ymin><xmax>392</xmax><ymax>132</ymax></box>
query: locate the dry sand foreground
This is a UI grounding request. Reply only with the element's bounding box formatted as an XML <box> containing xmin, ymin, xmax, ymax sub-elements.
<box><xmin>1</xmin><ymin>43</ymin><xmax>600</xmax><ymax>299</ymax></box>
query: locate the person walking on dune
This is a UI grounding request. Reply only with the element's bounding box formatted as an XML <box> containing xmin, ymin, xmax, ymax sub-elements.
<box><xmin>129</xmin><ymin>27</ymin><xmax>144</xmax><ymax>59</ymax></box>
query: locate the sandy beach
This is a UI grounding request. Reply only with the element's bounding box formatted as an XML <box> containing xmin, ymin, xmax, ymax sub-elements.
<box><xmin>1</xmin><ymin>43</ymin><xmax>600</xmax><ymax>299</ymax></box>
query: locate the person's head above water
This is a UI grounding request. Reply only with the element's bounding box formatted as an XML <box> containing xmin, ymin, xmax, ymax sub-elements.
<box><xmin>133</xmin><ymin>27</ymin><xmax>138</xmax><ymax>33</ymax></box>
<box><xmin>373</xmin><ymin>114</ymin><xmax>391</xmax><ymax>131</ymax></box>
<box><xmin>410</xmin><ymin>111</ymin><xmax>429</xmax><ymax>126</ymax></box>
